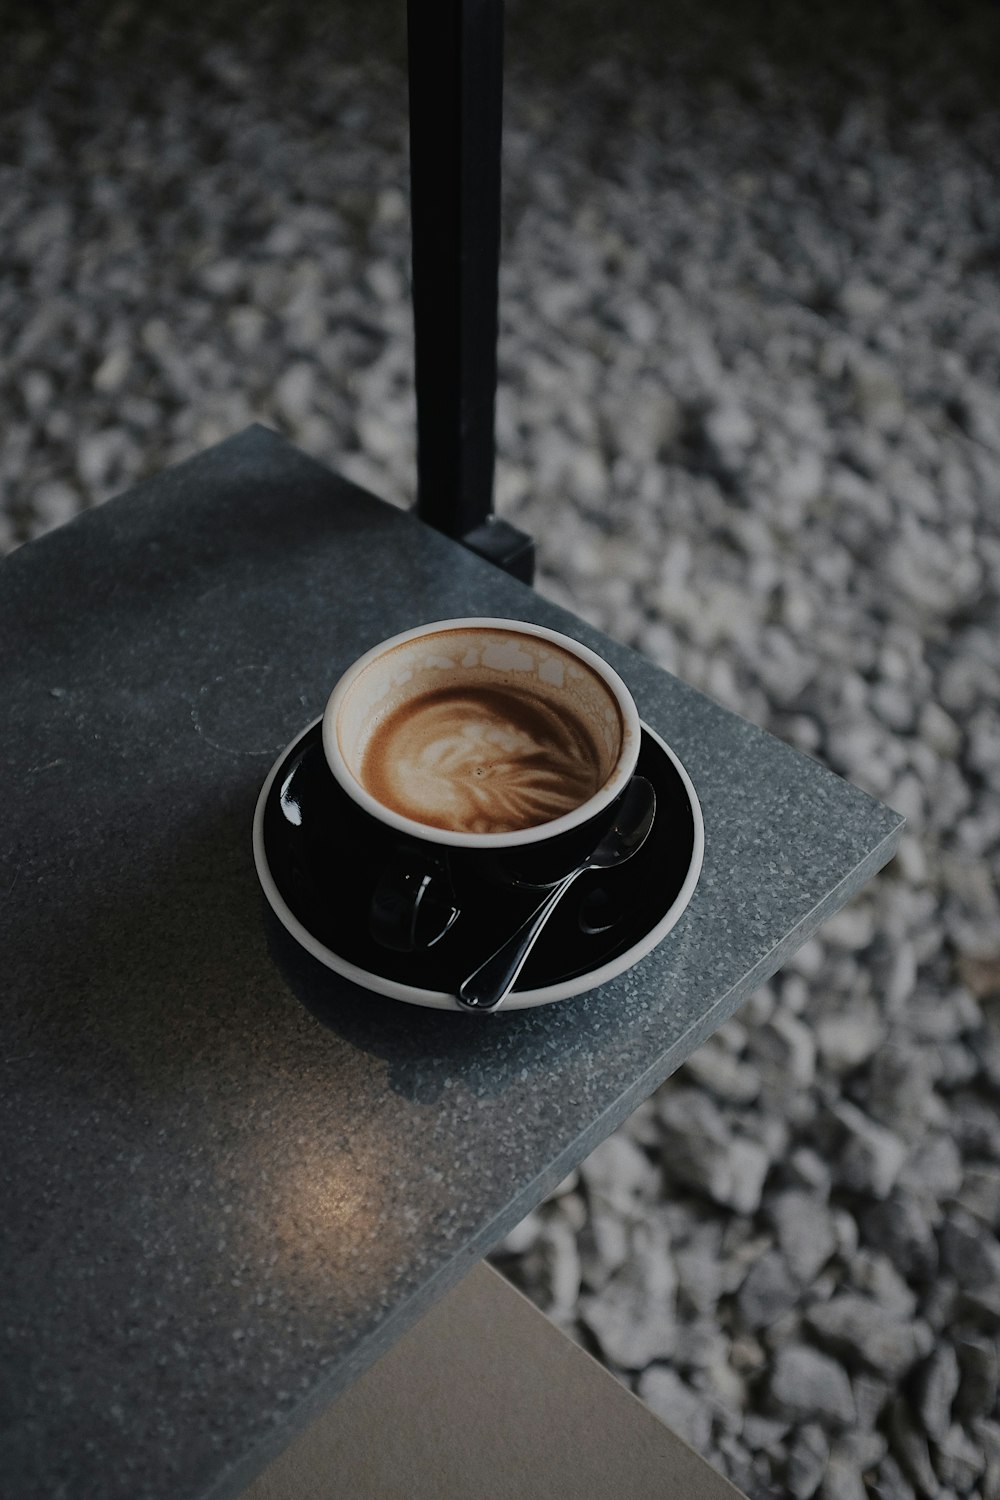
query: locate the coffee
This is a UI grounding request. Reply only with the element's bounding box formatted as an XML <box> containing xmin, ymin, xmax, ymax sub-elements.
<box><xmin>360</xmin><ymin>682</ymin><xmax>604</xmax><ymax>835</ymax></box>
<box><xmin>326</xmin><ymin>621</ymin><xmax>636</xmax><ymax>845</ymax></box>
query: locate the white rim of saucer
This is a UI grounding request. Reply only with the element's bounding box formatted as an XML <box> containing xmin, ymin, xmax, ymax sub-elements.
<box><xmin>321</xmin><ymin>617</ymin><xmax>643</xmax><ymax>850</ymax></box>
<box><xmin>252</xmin><ymin>717</ymin><xmax>705</xmax><ymax>1011</ymax></box>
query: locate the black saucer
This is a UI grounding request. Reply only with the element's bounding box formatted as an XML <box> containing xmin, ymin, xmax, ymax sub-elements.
<box><xmin>253</xmin><ymin>720</ymin><xmax>703</xmax><ymax>1010</ymax></box>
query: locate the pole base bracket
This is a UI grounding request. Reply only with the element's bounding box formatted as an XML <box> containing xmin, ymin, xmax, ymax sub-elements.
<box><xmin>460</xmin><ymin>517</ymin><xmax>535</xmax><ymax>585</ymax></box>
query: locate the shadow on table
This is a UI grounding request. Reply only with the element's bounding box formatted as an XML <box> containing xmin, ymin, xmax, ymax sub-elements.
<box><xmin>264</xmin><ymin>905</ymin><xmax>621</xmax><ymax>1106</ymax></box>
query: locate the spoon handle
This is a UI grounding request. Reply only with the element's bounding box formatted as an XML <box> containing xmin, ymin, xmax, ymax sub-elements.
<box><xmin>457</xmin><ymin>869</ymin><xmax>581</xmax><ymax>1011</ymax></box>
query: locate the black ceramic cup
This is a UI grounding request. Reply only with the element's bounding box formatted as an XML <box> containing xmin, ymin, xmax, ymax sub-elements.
<box><xmin>322</xmin><ymin>618</ymin><xmax>642</xmax><ymax>953</ymax></box>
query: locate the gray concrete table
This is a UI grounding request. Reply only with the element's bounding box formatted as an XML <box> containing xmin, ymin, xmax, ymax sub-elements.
<box><xmin>0</xmin><ymin>426</ymin><xmax>902</xmax><ymax>1500</ymax></box>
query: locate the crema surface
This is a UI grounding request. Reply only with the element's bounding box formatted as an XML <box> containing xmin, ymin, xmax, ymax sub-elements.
<box><xmin>360</xmin><ymin>684</ymin><xmax>603</xmax><ymax>834</ymax></box>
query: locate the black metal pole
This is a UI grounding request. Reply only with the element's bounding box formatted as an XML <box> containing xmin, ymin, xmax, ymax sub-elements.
<box><xmin>407</xmin><ymin>0</ymin><xmax>534</xmax><ymax>582</ymax></box>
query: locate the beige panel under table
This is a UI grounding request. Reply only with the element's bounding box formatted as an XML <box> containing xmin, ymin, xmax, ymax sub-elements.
<box><xmin>242</xmin><ymin>1262</ymin><xmax>746</xmax><ymax>1500</ymax></box>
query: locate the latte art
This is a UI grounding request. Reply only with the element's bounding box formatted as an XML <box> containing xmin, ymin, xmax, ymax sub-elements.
<box><xmin>360</xmin><ymin>685</ymin><xmax>603</xmax><ymax>834</ymax></box>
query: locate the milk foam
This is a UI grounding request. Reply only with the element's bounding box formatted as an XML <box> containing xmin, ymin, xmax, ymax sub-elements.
<box><xmin>360</xmin><ymin>685</ymin><xmax>602</xmax><ymax>835</ymax></box>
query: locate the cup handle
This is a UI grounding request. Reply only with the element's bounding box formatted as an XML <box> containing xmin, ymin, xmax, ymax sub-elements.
<box><xmin>369</xmin><ymin>846</ymin><xmax>460</xmax><ymax>953</ymax></box>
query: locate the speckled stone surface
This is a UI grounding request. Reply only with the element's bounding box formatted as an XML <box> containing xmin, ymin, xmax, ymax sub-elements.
<box><xmin>0</xmin><ymin>427</ymin><xmax>902</xmax><ymax>1500</ymax></box>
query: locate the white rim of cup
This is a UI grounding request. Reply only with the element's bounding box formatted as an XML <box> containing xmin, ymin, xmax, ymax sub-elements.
<box><xmin>322</xmin><ymin>617</ymin><xmax>643</xmax><ymax>850</ymax></box>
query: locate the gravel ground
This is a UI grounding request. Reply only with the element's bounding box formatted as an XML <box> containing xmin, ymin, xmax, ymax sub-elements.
<box><xmin>3</xmin><ymin>1</ymin><xmax>1000</xmax><ymax>1496</ymax></box>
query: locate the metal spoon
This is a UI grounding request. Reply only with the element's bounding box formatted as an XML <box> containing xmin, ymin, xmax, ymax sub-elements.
<box><xmin>457</xmin><ymin>776</ymin><xmax>657</xmax><ymax>1012</ymax></box>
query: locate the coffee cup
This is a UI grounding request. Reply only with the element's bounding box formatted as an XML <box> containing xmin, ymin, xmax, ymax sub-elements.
<box><xmin>322</xmin><ymin>618</ymin><xmax>642</xmax><ymax>951</ymax></box>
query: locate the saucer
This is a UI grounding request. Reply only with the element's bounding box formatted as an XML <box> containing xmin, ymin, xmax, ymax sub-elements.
<box><xmin>253</xmin><ymin>718</ymin><xmax>704</xmax><ymax>1011</ymax></box>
